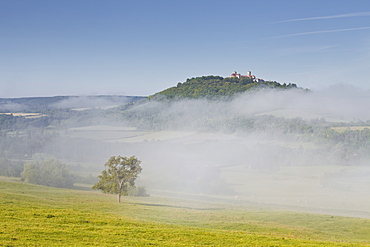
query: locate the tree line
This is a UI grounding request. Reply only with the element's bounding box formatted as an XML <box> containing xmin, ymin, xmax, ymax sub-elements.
<box><xmin>0</xmin><ymin>155</ymin><xmax>96</xmax><ymax>188</ymax></box>
<box><xmin>2</xmin><ymin>105</ymin><xmax>370</xmax><ymax>166</ymax></box>
<box><xmin>0</xmin><ymin>154</ymin><xmax>147</xmax><ymax>201</ymax></box>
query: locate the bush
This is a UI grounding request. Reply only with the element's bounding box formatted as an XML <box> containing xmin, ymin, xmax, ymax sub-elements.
<box><xmin>128</xmin><ymin>186</ymin><xmax>150</xmax><ymax>197</ymax></box>
<box><xmin>0</xmin><ymin>157</ymin><xmax>24</xmax><ymax>177</ymax></box>
<box><xmin>21</xmin><ymin>157</ymin><xmax>74</xmax><ymax>188</ymax></box>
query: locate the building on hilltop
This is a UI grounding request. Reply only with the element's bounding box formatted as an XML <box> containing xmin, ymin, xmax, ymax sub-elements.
<box><xmin>230</xmin><ymin>70</ymin><xmax>264</xmax><ymax>82</ymax></box>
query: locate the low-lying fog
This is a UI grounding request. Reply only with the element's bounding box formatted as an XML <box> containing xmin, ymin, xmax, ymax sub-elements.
<box><xmin>17</xmin><ymin>84</ymin><xmax>370</xmax><ymax>218</ymax></box>
<box><xmin>129</xmin><ymin>85</ymin><xmax>369</xmax><ymax>218</ymax></box>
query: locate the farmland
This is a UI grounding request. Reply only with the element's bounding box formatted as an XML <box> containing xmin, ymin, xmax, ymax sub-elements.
<box><xmin>65</xmin><ymin>125</ymin><xmax>196</xmax><ymax>143</ymax></box>
<box><xmin>60</xmin><ymin>125</ymin><xmax>370</xmax><ymax>219</ymax></box>
<box><xmin>331</xmin><ymin>126</ymin><xmax>370</xmax><ymax>132</ymax></box>
<box><xmin>0</xmin><ymin>112</ymin><xmax>47</xmax><ymax>119</ymax></box>
<box><xmin>2</xmin><ymin>94</ymin><xmax>370</xmax><ymax>246</ymax></box>
<box><xmin>1</xmin><ymin>177</ymin><xmax>370</xmax><ymax>246</ymax></box>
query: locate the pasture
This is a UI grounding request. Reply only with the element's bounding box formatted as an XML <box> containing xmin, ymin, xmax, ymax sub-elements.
<box><xmin>63</xmin><ymin>125</ymin><xmax>370</xmax><ymax>218</ymax></box>
<box><xmin>331</xmin><ymin>126</ymin><xmax>370</xmax><ymax>132</ymax></box>
<box><xmin>1</xmin><ymin>177</ymin><xmax>370</xmax><ymax>246</ymax></box>
<box><xmin>66</xmin><ymin>125</ymin><xmax>196</xmax><ymax>143</ymax></box>
<box><xmin>221</xmin><ymin>165</ymin><xmax>370</xmax><ymax>218</ymax></box>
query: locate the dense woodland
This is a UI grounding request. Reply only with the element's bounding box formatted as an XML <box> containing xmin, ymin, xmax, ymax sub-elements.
<box><xmin>150</xmin><ymin>76</ymin><xmax>302</xmax><ymax>100</ymax></box>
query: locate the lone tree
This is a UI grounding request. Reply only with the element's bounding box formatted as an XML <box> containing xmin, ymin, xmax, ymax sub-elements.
<box><xmin>93</xmin><ymin>156</ymin><xmax>142</xmax><ymax>203</ymax></box>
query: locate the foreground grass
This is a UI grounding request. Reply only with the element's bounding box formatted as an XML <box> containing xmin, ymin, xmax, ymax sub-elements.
<box><xmin>0</xmin><ymin>178</ymin><xmax>369</xmax><ymax>246</ymax></box>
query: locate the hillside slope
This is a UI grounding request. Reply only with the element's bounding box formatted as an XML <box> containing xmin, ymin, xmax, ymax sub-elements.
<box><xmin>1</xmin><ymin>178</ymin><xmax>369</xmax><ymax>246</ymax></box>
<box><xmin>0</xmin><ymin>95</ymin><xmax>144</xmax><ymax>112</ymax></box>
<box><xmin>150</xmin><ymin>75</ymin><xmax>302</xmax><ymax>100</ymax></box>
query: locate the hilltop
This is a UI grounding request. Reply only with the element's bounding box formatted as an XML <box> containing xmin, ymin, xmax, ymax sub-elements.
<box><xmin>0</xmin><ymin>71</ymin><xmax>304</xmax><ymax>111</ymax></box>
<box><xmin>150</xmin><ymin>72</ymin><xmax>303</xmax><ymax>100</ymax></box>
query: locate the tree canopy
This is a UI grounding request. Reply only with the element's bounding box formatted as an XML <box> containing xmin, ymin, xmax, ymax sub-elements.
<box><xmin>92</xmin><ymin>156</ymin><xmax>142</xmax><ymax>203</ymax></box>
<box><xmin>149</xmin><ymin>76</ymin><xmax>300</xmax><ymax>100</ymax></box>
<box><xmin>0</xmin><ymin>157</ymin><xmax>23</xmax><ymax>177</ymax></box>
<box><xmin>21</xmin><ymin>157</ymin><xmax>74</xmax><ymax>188</ymax></box>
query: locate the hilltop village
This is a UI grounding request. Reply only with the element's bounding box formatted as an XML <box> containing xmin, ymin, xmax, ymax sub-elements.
<box><xmin>229</xmin><ymin>70</ymin><xmax>264</xmax><ymax>82</ymax></box>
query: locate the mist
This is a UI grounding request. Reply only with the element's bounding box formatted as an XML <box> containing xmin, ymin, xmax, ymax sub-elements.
<box><xmin>0</xmin><ymin>95</ymin><xmax>141</xmax><ymax>113</ymax></box>
<box><xmin>2</xmin><ymin>84</ymin><xmax>370</xmax><ymax>218</ymax></box>
<box><xmin>51</xmin><ymin>95</ymin><xmax>132</xmax><ymax>110</ymax></box>
<box><xmin>57</xmin><ymin>84</ymin><xmax>369</xmax><ymax>218</ymax></box>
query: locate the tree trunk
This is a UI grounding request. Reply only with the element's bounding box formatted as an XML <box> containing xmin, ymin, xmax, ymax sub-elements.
<box><xmin>117</xmin><ymin>182</ymin><xmax>123</xmax><ymax>203</ymax></box>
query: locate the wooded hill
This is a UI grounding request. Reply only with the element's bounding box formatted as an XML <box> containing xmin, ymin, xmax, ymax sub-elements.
<box><xmin>150</xmin><ymin>75</ymin><xmax>302</xmax><ymax>100</ymax></box>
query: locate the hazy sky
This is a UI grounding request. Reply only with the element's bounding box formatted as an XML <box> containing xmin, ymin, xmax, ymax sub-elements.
<box><xmin>1</xmin><ymin>0</ymin><xmax>370</xmax><ymax>98</ymax></box>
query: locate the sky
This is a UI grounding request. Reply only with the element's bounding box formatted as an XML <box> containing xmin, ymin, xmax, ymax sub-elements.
<box><xmin>1</xmin><ymin>0</ymin><xmax>370</xmax><ymax>98</ymax></box>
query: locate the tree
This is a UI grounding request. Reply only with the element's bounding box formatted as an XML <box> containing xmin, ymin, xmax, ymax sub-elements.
<box><xmin>92</xmin><ymin>156</ymin><xmax>142</xmax><ymax>203</ymax></box>
<box><xmin>0</xmin><ymin>157</ymin><xmax>23</xmax><ymax>177</ymax></box>
<box><xmin>21</xmin><ymin>157</ymin><xmax>74</xmax><ymax>188</ymax></box>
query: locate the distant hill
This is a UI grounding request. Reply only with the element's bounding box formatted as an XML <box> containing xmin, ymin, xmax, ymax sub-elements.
<box><xmin>150</xmin><ymin>75</ymin><xmax>302</xmax><ymax>100</ymax></box>
<box><xmin>0</xmin><ymin>75</ymin><xmax>303</xmax><ymax>112</ymax></box>
<box><xmin>0</xmin><ymin>95</ymin><xmax>145</xmax><ymax>113</ymax></box>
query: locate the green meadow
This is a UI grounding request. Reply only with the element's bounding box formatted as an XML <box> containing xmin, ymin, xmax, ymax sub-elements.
<box><xmin>1</xmin><ymin>177</ymin><xmax>370</xmax><ymax>246</ymax></box>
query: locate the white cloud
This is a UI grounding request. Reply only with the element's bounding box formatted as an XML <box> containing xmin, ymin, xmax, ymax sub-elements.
<box><xmin>271</xmin><ymin>26</ymin><xmax>370</xmax><ymax>39</ymax></box>
<box><xmin>275</xmin><ymin>11</ymin><xmax>370</xmax><ymax>23</ymax></box>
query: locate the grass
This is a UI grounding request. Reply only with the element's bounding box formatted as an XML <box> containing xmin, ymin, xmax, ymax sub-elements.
<box><xmin>66</xmin><ymin>125</ymin><xmax>196</xmax><ymax>143</ymax></box>
<box><xmin>1</xmin><ymin>177</ymin><xmax>370</xmax><ymax>246</ymax></box>
<box><xmin>220</xmin><ymin>165</ymin><xmax>370</xmax><ymax>218</ymax></box>
<box><xmin>331</xmin><ymin>126</ymin><xmax>370</xmax><ymax>132</ymax></box>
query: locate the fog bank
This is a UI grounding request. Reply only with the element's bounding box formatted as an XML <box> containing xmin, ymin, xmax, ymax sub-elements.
<box><xmin>89</xmin><ymin>85</ymin><xmax>370</xmax><ymax>218</ymax></box>
<box><xmin>3</xmin><ymin>84</ymin><xmax>370</xmax><ymax>218</ymax></box>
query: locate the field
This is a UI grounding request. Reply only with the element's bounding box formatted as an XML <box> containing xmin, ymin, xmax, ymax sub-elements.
<box><xmin>1</xmin><ymin>177</ymin><xmax>370</xmax><ymax>246</ymax></box>
<box><xmin>221</xmin><ymin>165</ymin><xmax>370</xmax><ymax>218</ymax></box>
<box><xmin>0</xmin><ymin>112</ymin><xmax>47</xmax><ymax>118</ymax></box>
<box><xmin>331</xmin><ymin>126</ymin><xmax>370</xmax><ymax>132</ymax></box>
<box><xmin>64</xmin><ymin>125</ymin><xmax>370</xmax><ymax>218</ymax></box>
<box><xmin>66</xmin><ymin>125</ymin><xmax>197</xmax><ymax>143</ymax></box>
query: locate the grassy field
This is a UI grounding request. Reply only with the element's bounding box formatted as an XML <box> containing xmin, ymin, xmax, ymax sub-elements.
<box><xmin>1</xmin><ymin>177</ymin><xmax>370</xmax><ymax>246</ymax></box>
<box><xmin>331</xmin><ymin>126</ymin><xmax>370</xmax><ymax>132</ymax></box>
<box><xmin>220</xmin><ymin>165</ymin><xmax>370</xmax><ymax>218</ymax></box>
<box><xmin>63</xmin><ymin>125</ymin><xmax>370</xmax><ymax>218</ymax></box>
<box><xmin>0</xmin><ymin>113</ymin><xmax>47</xmax><ymax>118</ymax></box>
<box><xmin>66</xmin><ymin>125</ymin><xmax>197</xmax><ymax>143</ymax></box>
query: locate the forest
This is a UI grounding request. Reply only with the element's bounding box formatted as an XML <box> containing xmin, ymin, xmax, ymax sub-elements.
<box><xmin>150</xmin><ymin>75</ymin><xmax>302</xmax><ymax>100</ymax></box>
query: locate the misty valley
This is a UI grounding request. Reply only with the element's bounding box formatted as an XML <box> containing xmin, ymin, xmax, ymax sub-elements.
<box><xmin>2</xmin><ymin>80</ymin><xmax>370</xmax><ymax>246</ymax></box>
<box><xmin>1</xmin><ymin>87</ymin><xmax>370</xmax><ymax>220</ymax></box>
<box><xmin>4</xmin><ymin>1</ymin><xmax>370</xmax><ymax>245</ymax></box>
